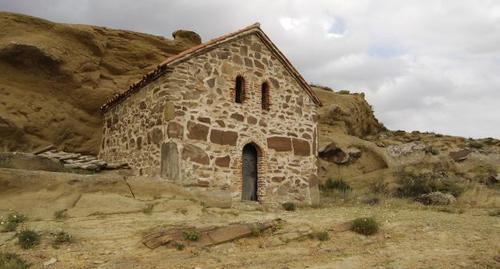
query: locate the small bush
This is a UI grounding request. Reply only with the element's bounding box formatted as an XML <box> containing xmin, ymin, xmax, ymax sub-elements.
<box><xmin>362</xmin><ymin>196</ymin><xmax>380</xmax><ymax>205</ymax></box>
<box><xmin>338</xmin><ymin>90</ymin><xmax>350</xmax><ymax>94</ymax></box>
<box><xmin>54</xmin><ymin>209</ymin><xmax>67</xmax><ymax>221</ymax></box>
<box><xmin>51</xmin><ymin>231</ymin><xmax>72</xmax><ymax>248</ymax></box>
<box><xmin>322</xmin><ymin>179</ymin><xmax>352</xmax><ymax>193</ymax></box>
<box><xmin>424</xmin><ymin>146</ymin><xmax>440</xmax><ymax>155</ymax></box>
<box><xmin>17</xmin><ymin>230</ymin><xmax>40</xmax><ymax>249</ymax></box>
<box><xmin>182</xmin><ymin>229</ymin><xmax>200</xmax><ymax>241</ymax></box>
<box><xmin>308</xmin><ymin>231</ymin><xmax>330</xmax><ymax>241</ymax></box>
<box><xmin>369</xmin><ymin>181</ymin><xmax>389</xmax><ymax>195</ymax></box>
<box><xmin>0</xmin><ymin>252</ymin><xmax>30</xmax><ymax>269</ymax></box>
<box><xmin>143</xmin><ymin>204</ymin><xmax>154</xmax><ymax>215</ymax></box>
<box><xmin>1</xmin><ymin>213</ymin><xmax>27</xmax><ymax>232</ymax></box>
<box><xmin>468</xmin><ymin>141</ymin><xmax>484</xmax><ymax>149</ymax></box>
<box><xmin>282</xmin><ymin>202</ymin><xmax>296</xmax><ymax>211</ymax></box>
<box><xmin>250</xmin><ymin>225</ymin><xmax>262</xmax><ymax>237</ymax></box>
<box><xmin>174</xmin><ymin>242</ymin><xmax>185</xmax><ymax>250</ymax></box>
<box><xmin>488</xmin><ymin>209</ymin><xmax>500</xmax><ymax>217</ymax></box>
<box><xmin>395</xmin><ymin>169</ymin><xmax>464</xmax><ymax>198</ymax></box>
<box><xmin>351</xmin><ymin>217</ymin><xmax>379</xmax><ymax>236</ymax></box>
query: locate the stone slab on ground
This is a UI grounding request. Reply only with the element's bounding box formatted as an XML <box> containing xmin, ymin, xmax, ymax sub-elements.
<box><xmin>142</xmin><ymin>220</ymin><xmax>279</xmax><ymax>249</ymax></box>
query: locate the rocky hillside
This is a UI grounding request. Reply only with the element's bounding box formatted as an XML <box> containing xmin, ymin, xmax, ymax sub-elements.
<box><xmin>0</xmin><ymin>12</ymin><xmax>200</xmax><ymax>154</ymax></box>
<box><xmin>1</xmin><ymin>12</ymin><xmax>499</xmax><ymax>191</ymax></box>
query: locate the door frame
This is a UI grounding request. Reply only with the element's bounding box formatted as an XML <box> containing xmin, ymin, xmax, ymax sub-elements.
<box><xmin>241</xmin><ymin>142</ymin><xmax>262</xmax><ymax>201</ymax></box>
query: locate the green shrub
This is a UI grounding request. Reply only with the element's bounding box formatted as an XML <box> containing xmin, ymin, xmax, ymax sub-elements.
<box><xmin>322</xmin><ymin>179</ymin><xmax>352</xmax><ymax>193</ymax></box>
<box><xmin>142</xmin><ymin>204</ymin><xmax>154</xmax><ymax>215</ymax></box>
<box><xmin>351</xmin><ymin>217</ymin><xmax>379</xmax><ymax>235</ymax></box>
<box><xmin>488</xmin><ymin>209</ymin><xmax>500</xmax><ymax>217</ymax></box>
<box><xmin>395</xmin><ymin>169</ymin><xmax>464</xmax><ymax>198</ymax></box>
<box><xmin>1</xmin><ymin>213</ymin><xmax>27</xmax><ymax>232</ymax></box>
<box><xmin>174</xmin><ymin>242</ymin><xmax>185</xmax><ymax>250</ymax></box>
<box><xmin>424</xmin><ymin>146</ymin><xmax>440</xmax><ymax>155</ymax></box>
<box><xmin>250</xmin><ymin>225</ymin><xmax>262</xmax><ymax>237</ymax></box>
<box><xmin>308</xmin><ymin>231</ymin><xmax>330</xmax><ymax>241</ymax></box>
<box><xmin>54</xmin><ymin>210</ymin><xmax>67</xmax><ymax>221</ymax></box>
<box><xmin>17</xmin><ymin>230</ymin><xmax>40</xmax><ymax>249</ymax></box>
<box><xmin>0</xmin><ymin>252</ymin><xmax>30</xmax><ymax>269</ymax></box>
<box><xmin>182</xmin><ymin>229</ymin><xmax>200</xmax><ymax>241</ymax></box>
<box><xmin>470</xmin><ymin>164</ymin><xmax>497</xmax><ymax>187</ymax></box>
<box><xmin>51</xmin><ymin>231</ymin><xmax>72</xmax><ymax>248</ymax></box>
<box><xmin>282</xmin><ymin>202</ymin><xmax>296</xmax><ymax>211</ymax></box>
<box><xmin>369</xmin><ymin>181</ymin><xmax>389</xmax><ymax>195</ymax></box>
<box><xmin>338</xmin><ymin>90</ymin><xmax>350</xmax><ymax>94</ymax></box>
<box><xmin>468</xmin><ymin>141</ymin><xmax>484</xmax><ymax>149</ymax></box>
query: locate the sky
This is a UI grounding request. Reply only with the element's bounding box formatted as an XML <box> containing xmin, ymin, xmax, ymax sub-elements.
<box><xmin>1</xmin><ymin>0</ymin><xmax>499</xmax><ymax>138</ymax></box>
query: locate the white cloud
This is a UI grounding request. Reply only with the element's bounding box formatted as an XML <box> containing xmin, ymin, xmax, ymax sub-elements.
<box><xmin>1</xmin><ymin>0</ymin><xmax>499</xmax><ymax>138</ymax></box>
<box><xmin>279</xmin><ymin>17</ymin><xmax>309</xmax><ymax>32</ymax></box>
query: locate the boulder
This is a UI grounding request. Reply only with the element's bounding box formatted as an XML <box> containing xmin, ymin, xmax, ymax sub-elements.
<box><xmin>449</xmin><ymin>149</ymin><xmax>471</xmax><ymax>162</ymax></box>
<box><xmin>318</xmin><ymin>143</ymin><xmax>349</xmax><ymax>164</ymax></box>
<box><xmin>486</xmin><ymin>174</ymin><xmax>499</xmax><ymax>186</ymax></box>
<box><xmin>415</xmin><ymin>192</ymin><xmax>456</xmax><ymax>205</ymax></box>
<box><xmin>347</xmin><ymin>147</ymin><xmax>362</xmax><ymax>159</ymax></box>
<box><xmin>172</xmin><ymin>30</ymin><xmax>202</xmax><ymax>45</ymax></box>
<box><xmin>387</xmin><ymin>142</ymin><xmax>426</xmax><ymax>157</ymax></box>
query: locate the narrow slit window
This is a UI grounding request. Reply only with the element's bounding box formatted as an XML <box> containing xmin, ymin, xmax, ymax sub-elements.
<box><xmin>235</xmin><ymin>76</ymin><xmax>245</xmax><ymax>103</ymax></box>
<box><xmin>261</xmin><ymin>82</ymin><xmax>270</xmax><ymax>110</ymax></box>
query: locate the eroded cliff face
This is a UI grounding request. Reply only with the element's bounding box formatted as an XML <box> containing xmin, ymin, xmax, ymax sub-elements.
<box><xmin>0</xmin><ymin>12</ymin><xmax>199</xmax><ymax>154</ymax></box>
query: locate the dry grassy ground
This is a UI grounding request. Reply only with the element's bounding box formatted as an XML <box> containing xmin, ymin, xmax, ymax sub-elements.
<box><xmin>1</xmin><ymin>168</ymin><xmax>499</xmax><ymax>269</ymax></box>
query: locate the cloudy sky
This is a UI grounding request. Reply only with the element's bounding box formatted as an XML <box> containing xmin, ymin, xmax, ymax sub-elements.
<box><xmin>1</xmin><ymin>0</ymin><xmax>499</xmax><ymax>138</ymax></box>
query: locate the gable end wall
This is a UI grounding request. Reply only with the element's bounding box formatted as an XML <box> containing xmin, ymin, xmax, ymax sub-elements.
<box><xmin>99</xmin><ymin>33</ymin><xmax>319</xmax><ymax>205</ymax></box>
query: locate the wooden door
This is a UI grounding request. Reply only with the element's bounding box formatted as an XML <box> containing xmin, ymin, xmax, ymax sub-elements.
<box><xmin>242</xmin><ymin>144</ymin><xmax>258</xmax><ymax>201</ymax></box>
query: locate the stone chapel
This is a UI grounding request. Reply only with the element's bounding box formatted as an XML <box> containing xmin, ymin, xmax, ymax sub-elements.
<box><xmin>99</xmin><ymin>23</ymin><xmax>322</xmax><ymax>205</ymax></box>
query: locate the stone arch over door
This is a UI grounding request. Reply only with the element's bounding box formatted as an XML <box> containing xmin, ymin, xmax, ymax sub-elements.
<box><xmin>241</xmin><ymin>142</ymin><xmax>262</xmax><ymax>201</ymax></box>
<box><xmin>161</xmin><ymin>142</ymin><xmax>180</xmax><ymax>181</ymax></box>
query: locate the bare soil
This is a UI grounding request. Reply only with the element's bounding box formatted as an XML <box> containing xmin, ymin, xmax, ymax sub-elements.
<box><xmin>1</xmin><ymin>168</ymin><xmax>498</xmax><ymax>269</ymax></box>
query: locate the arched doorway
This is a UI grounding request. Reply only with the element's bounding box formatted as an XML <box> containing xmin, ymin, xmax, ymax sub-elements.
<box><xmin>242</xmin><ymin>143</ymin><xmax>258</xmax><ymax>201</ymax></box>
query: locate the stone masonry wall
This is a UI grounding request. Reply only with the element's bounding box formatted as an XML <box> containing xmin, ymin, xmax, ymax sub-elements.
<box><xmin>99</xmin><ymin>33</ymin><xmax>319</xmax><ymax>205</ymax></box>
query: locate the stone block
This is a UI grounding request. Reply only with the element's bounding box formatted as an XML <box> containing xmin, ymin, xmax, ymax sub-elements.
<box><xmin>182</xmin><ymin>144</ymin><xmax>209</xmax><ymax>165</ymax></box>
<box><xmin>187</xmin><ymin>121</ymin><xmax>209</xmax><ymax>141</ymax></box>
<box><xmin>215</xmin><ymin>155</ymin><xmax>231</xmax><ymax>167</ymax></box>
<box><xmin>163</xmin><ymin>101</ymin><xmax>175</xmax><ymax>121</ymax></box>
<box><xmin>230</xmin><ymin>113</ymin><xmax>244</xmax><ymax>121</ymax></box>
<box><xmin>247</xmin><ymin>116</ymin><xmax>257</xmax><ymax>125</ymax></box>
<box><xmin>210</xmin><ymin>129</ymin><xmax>238</xmax><ymax>146</ymax></box>
<box><xmin>292</xmin><ymin>138</ymin><xmax>310</xmax><ymax>156</ymax></box>
<box><xmin>267</xmin><ymin>136</ymin><xmax>292</xmax><ymax>152</ymax></box>
<box><xmin>150</xmin><ymin>128</ymin><xmax>163</xmax><ymax>145</ymax></box>
<box><xmin>198</xmin><ymin>117</ymin><xmax>211</xmax><ymax>124</ymax></box>
<box><xmin>167</xmin><ymin>122</ymin><xmax>183</xmax><ymax>139</ymax></box>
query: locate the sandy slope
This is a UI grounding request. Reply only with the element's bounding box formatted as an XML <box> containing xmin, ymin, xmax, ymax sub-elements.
<box><xmin>0</xmin><ymin>12</ymin><xmax>199</xmax><ymax>153</ymax></box>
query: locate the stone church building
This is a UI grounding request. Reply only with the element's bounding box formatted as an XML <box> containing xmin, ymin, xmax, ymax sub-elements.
<box><xmin>99</xmin><ymin>23</ymin><xmax>322</xmax><ymax>205</ymax></box>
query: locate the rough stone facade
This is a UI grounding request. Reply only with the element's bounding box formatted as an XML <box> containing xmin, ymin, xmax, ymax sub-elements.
<box><xmin>99</xmin><ymin>27</ymin><xmax>320</xmax><ymax>205</ymax></box>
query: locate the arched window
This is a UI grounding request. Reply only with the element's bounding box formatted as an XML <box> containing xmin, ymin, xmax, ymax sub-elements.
<box><xmin>235</xmin><ymin>76</ymin><xmax>245</xmax><ymax>103</ymax></box>
<box><xmin>261</xmin><ymin>82</ymin><xmax>270</xmax><ymax>110</ymax></box>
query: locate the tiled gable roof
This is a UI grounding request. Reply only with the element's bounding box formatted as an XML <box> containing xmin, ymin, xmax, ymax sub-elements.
<box><xmin>100</xmin><ymin>23</ymin><xmax>322</xmax><ymax>112</ymax></box>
